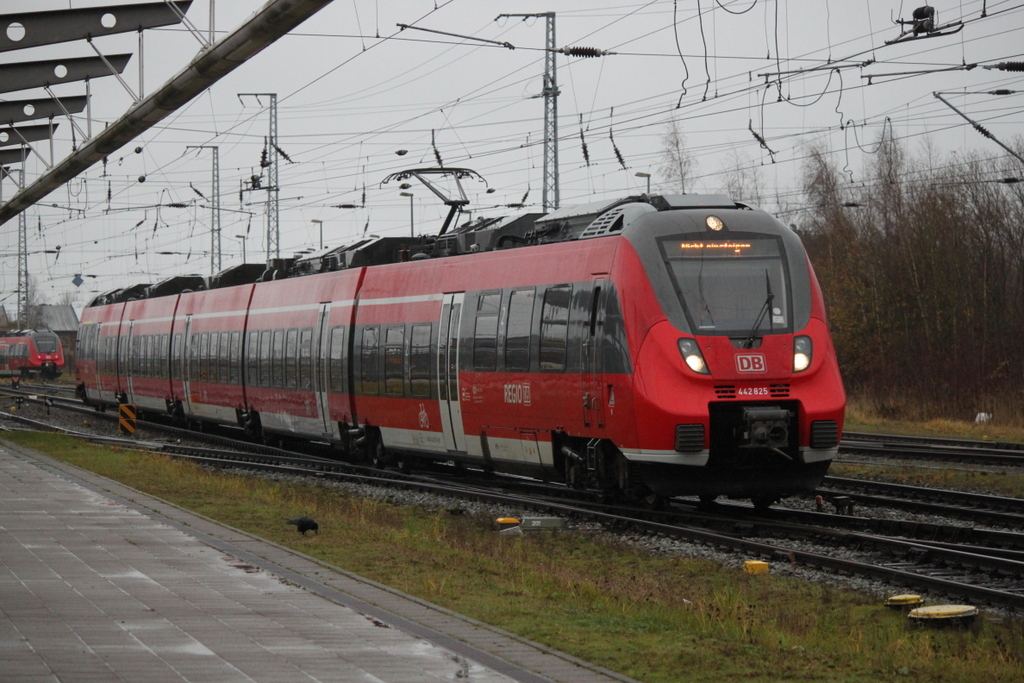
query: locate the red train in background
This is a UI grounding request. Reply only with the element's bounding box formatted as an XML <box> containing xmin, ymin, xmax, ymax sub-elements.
<box><xmin>76</xmin><ymin>192</ymin><xmax>845</xmax><ymax>507</ymax></box>
<box><xmin>0</xmin><ymin>329</ymin><xmax>65</xmax><ymax>379</ymax></box>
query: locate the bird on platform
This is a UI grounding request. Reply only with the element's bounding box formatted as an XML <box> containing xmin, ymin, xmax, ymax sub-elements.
<box><xmin>286</xmin><ymin>516</ymin><xmax>319</xmax><ymax>535</ymax></box>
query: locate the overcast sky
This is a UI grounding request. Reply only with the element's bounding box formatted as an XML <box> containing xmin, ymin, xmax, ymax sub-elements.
<box><xmin>2</xmin><ymin>0</ymin><xmax>1022</xmax><ymax>309</ymax></box>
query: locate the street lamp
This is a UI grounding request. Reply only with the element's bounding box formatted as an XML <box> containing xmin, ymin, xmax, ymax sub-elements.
<box><xmin>234</xmin><ymin>234</ymin><xmax>248</xmax><ymax>263</ymax></box>
<box><xmin>635</xmin><ymin>171</ymin><xmax>651</xmax><ymax>194</ymax></box>
<box><xmin>311</xmin><ymin>218</ymin><xmax>324</xmax><ymax>250</ymax></box>
<box><xmin>399</xmin><ymin>191</ymin><xmax>414</xmax><ymax>237</ymax></box>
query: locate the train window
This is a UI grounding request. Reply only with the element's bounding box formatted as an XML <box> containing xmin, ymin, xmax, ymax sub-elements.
<box><xmin>230</xmin><ymin>331</ymin><xmax>241</xmax><ymax>385</ymax></box>
<box><xmin>473</xmin><ymin>291</ymin><xmax>500</xmax><ymax>371</ymax></box>
<box><xmin>329</xmin><ymin>326</ymin><xmax>346</xmax><ymax>393</ymax></box>
<box><xmin>505</xmin><ymin>289</ymin><xmax>535</xmax><ymax>372</ymax></box>
<box><xmin>272</xmin><ymin>329</ymin><xmax>285</xmax><ymax>388</ymax></box>
<box><xmin>246</xmin><ymin>331</ymin><xmax>259</xmax><ymax>386</ymax></box>
<box><xmin>217</xmin><ymin>331</ymin><xmax>229</xmax><ymax>384</ymax></box>
<box><xmin>209</xmin><ymin>332</ymin><xmax>221</xmax><ymax>383</ymax></box>
<box><xmin>129</xmin><ymin>336</ymin><xmax>138</xmax><ymax>376</ymax></box>
<box><xmin>36</xmin><ymin>336</ymin><xmax>57</xmax><ymax>353</ymax></box>
<box><xmin>540</xmin><ymin>285</ymin><xmax>571</xmax><ymax>371</ymax></box>
<box><xmin>298</xmin><ymin>328</ymin><xmax>313</xmax><ymax>391</ymax></box>
<box><xmin>410</xmin><ymin>324</ymin><xmax>431</xmax><ymax>398</ymax></box>
<box><xmin>361</xmin><ymin>326</ymin><xmax>380</xmax><ymax>396</ymax></box>
<box><xmin>384</xmin><ymin>327</ymin><xmax>405</xmax><ymax>396</ymax></box>
<box><xmin>171</xmin><ymin>333</ymin><xmax>181</xmax><ymax>379</ymax></box>
<box><xmin>284</xmin><ymin>329</ymin><xmax>298</xmax><ymax>389</ymax></box>
<box><xmin>259</xmin><ymin>330</ymin><xmax>271</xmax><ymax>386</ymax></box>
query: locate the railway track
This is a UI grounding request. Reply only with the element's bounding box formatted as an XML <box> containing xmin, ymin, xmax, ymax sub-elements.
<box><xmin>5</xmin><ymin>390</ymin><xmax>1024</xmax><ymax>611</ymax></box>
<box><xmin>841</xmin><ymin>431</ymin><xmax>1024</xmax><ymax>466</ymax></box>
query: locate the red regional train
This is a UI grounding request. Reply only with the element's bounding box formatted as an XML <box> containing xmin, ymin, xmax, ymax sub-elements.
<box><xmin>0</xmin><ymin>329</ymin><xmax>65</xmax><ymax>379</ymax></box>
<box><xmin>76</xmin><ymin>193</ymin><xmax>845</xmax><ymax>506</ymax></box>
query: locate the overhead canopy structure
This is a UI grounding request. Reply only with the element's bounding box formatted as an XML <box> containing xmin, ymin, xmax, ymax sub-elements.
<box><xmin>0</xmin><ymin>0</ymin><xmax>335</xmax><ymax>227</ymax></box>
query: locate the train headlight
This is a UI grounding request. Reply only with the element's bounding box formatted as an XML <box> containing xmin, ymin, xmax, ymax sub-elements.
<box><xmin>793</xmin><ymin>335</ymin><xmax>812</xmax><ymax>372</ymax></box>
<box><xmin>678</xmin><ymin>338</ymin><xmax>710</xmax><ymax>374</ymax></box>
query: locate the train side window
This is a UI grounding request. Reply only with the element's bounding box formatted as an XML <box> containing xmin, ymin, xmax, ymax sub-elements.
<box><xmin>540</xmin><ymin>284</ymin><xmax>571</xmax><ymax>371</ymax></box>
<box><xmin>217</xmin><ymin>332</ymin><xmax>227</xmax><ymax>383</ymax></box>
<box><xmin>505</xmin><ymin>289</ymin><xmax>535</xmax><ymax>372</ymax></box>
<box><xmin>130</xmin><ymin>336</ymin><xmax>139</xmax><ymax>376</ymax></box>
<box><xmin>209</xmin><ymin>332</ymin><xmax>221</xmax><ymax>383</ymax></box>
<box><xmin>409</xmin><ymin>324</ymin><xmax>431</xmax><ymax>398</ymax></box>
<box><xmin>473</xmin><ymin>291</ymin><xmax>500</xmax><ymax>371</ymax></box>
<box><xmin>259</xmin><ymin>330</ymin><xmax>272</xmax><ymax>387</ymax></box>
<box><xmin>272</xmin><ymin>329</ymin><xmax>285</xmax><ymax>388</ymax></box>
<box><xmin>360</xmin><ymin>326</ymin><xmax>380</xmax><ymax>395</ymax></box>
<box><xmin>142</xmin><ymin>335</ymin><xmax>150</xmax><ymax>377</ymax></box>
<box><xmin>384</xmin><ymin>327</ymin><xmax>405</xmax><ymax>396</ymax></box>
<box><xmin>230</xmin><ymin>331</ymin><xmax>241</xmax><ymax>385</ymax></box>
<box><xmin>159</xmin><ymin>334</ymin><xmax>168</xmax><ymax>379</ymax></box>
<box><xmin>172</xmin><ymin>333</ymin><xmax>183</xmax><ymax>379</ymax></box>
<box><xmin>328</xmin><ymin>326</ymin><xmax>346</xmax><ymax>393</ymax></box>
<box><xmin>246</xmin><ymin>331</ymin><xmax>259</xmax><ymax>386</ymax></box>
<box><xmin>298</xmin><ymin>328</ymin><xmax>313</xmax><ymax>391</ymax></box>
<box><xmin>284</xmin><ymin>328</ymin><xmax>298</xmax><ymax>389</ymax></box>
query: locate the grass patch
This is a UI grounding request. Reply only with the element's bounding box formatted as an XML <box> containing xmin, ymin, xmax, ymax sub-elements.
<box><xmin>8</xmin><ymin>431</ymin><xmax>1024</xmax><ymax>682</ymax></box>
<box><xmin>845</xmin><ymin>398</ymin><xmax>1024</xmax><ymax>444</ymax></box>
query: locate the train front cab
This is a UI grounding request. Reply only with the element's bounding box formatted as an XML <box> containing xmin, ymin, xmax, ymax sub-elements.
<box><xmin>619</xmin><ymin>202</ymin><xmax>845</xmax><ymax>503</ymax></box>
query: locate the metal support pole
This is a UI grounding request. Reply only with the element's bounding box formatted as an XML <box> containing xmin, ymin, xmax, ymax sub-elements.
<box><xmin>268</xmin><ymin>94</ymin><xmax>278</xmax><ymax>260</ymax></box>
<box><xmin>138</xmin><ymin>29</ymin><xmax>144</xmax><ymax>99</ymax></box>
<box><xmin>85</xmin><ymin>78</ymin><xmax>92</xmax><ymax>140</ymax></box>
<box><xmin>187</xmin><ymin>145</ymin><xmax>221</xmax><ymax>273</ymax></box>
<box><xmin>17</xmin><ymin>168</ymin><xmax>28</xmax><ymax>327</ymax></box>
<box><xmin>542</xmin><ymin>12</ymin><xmax>559</xmax><ymax>211</ymax></box>
<box><xmin>497</xmin><ymin>12</ymin><xmax>559</xmax><ymax>211</ymax></box>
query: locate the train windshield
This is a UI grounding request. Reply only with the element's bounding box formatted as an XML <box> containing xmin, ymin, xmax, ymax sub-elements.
<box><xmin>659</xmin><ymin>236</ymin><xmax>790</xmax><ymax>336</ymax></box>
<box><xmin>35</xmin><ymin>336</ymin><xmax>58</xmax><ymax>353</ymax></box>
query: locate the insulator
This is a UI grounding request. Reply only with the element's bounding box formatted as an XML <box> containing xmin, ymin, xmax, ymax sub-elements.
<box><xmin>561</xmin><ymin>46</ymin><xmax>605</xmax><ymax>58</ymax></box>
<box><xmin>973</xmin><ymin>122</ymin><xmax>994</xmax><ymax>140</ymax></box>
<box><xmin>993</xmin><ymin>61</ymin><xmax>1024</xmax><ymax>72</ymax></box>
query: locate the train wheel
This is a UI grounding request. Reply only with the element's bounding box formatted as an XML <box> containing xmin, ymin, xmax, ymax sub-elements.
<box><xmin>395</xmin><ymin>452</ymin><xmax>414</xmax><ymax>474</ymax></box>
<box><xmin>370</xmin><ymin>435</ymin><xmax>387</xmax><ymax>469</ymax></box>
<box><xmin>751</xmin><ymin>494</ymin><xmax>778</xmax><ymax>511</ymax></box>
<box><xmin>241</xmin><ymin>410</ymin><xmax>262</xmax><ymax>442</ymax></box>
<box><xmin>699</xmin><ymin>494</ymin><xmax>718</xmax><ymax>506</ymax></box>
<box><xmin>644</xmin><ymin>492</ymin><xmax>668</xmax><ymax>511</ymax></box>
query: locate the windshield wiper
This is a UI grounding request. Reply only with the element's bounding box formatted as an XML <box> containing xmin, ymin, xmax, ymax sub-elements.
<box><xmin>742</xmin><ymin>270</ymin><xmax>774</xmax><ymax>349</ymax></box>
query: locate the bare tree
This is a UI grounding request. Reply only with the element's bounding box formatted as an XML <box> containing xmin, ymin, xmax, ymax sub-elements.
<box><xmin>659</xmin><ymin>118</ymin><xmax>697</xmax><ymax>193</ymax></box>
<box><xmin>720</xmin><ymin>150</ymin><xmax>764</xmax><ymax>205</ymax></box>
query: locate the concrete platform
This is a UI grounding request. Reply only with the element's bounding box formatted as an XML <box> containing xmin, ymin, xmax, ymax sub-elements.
<box><xmin>0</xmin><ymin>439</ymin><xmax>635</xmax><ymax>683</ymax></box>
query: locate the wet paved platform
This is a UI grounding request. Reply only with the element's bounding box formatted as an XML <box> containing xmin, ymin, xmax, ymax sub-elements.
<box><xmin>0</xmin><ymin>439</ymin><xmax>635</xmax><ymax>683</ymax></box>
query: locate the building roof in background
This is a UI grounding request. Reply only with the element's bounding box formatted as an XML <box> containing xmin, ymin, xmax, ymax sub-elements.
<box><xmin>37</xmin><ymin>304</ymin><xmax>80</xmax><ymax>332</ymax></box>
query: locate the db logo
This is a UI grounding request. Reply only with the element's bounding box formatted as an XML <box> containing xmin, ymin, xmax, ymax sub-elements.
<box><xmin>736</xmin><ymin>353</ymin><xmax>766</xmax><ymax>373</ymax></box>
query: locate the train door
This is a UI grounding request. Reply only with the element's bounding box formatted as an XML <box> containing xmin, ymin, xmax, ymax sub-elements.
<box><xmin>313</xmin><ymin>303</ymin><xmax>333</xmax><ymax>437</ymax></box>
<box><xmin>182</xmin><ymin>315</ymin><xmax>194</xmax><ymax>415</ymax></box>
<box><xmin>581</xmin><ymin>279</ymin><xmax>606</xmax><ymax>429</ymax></box>
<box><xmin>438</xmin><ymin>292</ymin><xmax>467</xmax><ymax>453</ymax></box>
